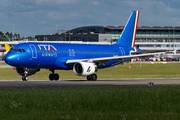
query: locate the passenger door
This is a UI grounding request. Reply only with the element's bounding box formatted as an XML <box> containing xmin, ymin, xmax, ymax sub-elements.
<box><xmin>29</xmin><ymin>44</ymin><xmax>37</xmax><ymax>58</ymax></box>
<box><xmin>119</xmin><ymin>47</ymin><xmax>125</xmax><ymax>56</ymax></box>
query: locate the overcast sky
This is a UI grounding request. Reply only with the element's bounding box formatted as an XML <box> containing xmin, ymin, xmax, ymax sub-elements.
<box><xmin>0</xmin><ymin>0</ymin><xmax>180</xmax><ymax>37</ymax></box>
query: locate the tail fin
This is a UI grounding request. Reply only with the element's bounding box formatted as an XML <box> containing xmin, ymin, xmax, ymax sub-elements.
<box><xmin>5</xmin><ymin>42</ymin><xmax>11</xmax><ymax>52</ymax></box>
<box><xmin>115</xmin><ymin>11</ymin><xmax>139</xmax><ymax>47</ymax></box>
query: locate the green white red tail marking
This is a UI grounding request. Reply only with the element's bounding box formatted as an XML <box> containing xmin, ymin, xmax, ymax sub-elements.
<box><xmin>131</xmin><ymin>11</ymin><xmax>139</xmax><ymax>47</ymax></box>
<box><xmin>133</xmin><ymin>47</ymin><xmax>138</xmax><ymax>52</ymax></box>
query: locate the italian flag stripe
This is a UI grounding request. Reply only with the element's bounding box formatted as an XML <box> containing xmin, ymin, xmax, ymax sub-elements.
<box><xmin>133</xmin><ymin>47</ymin><xmax>138</xmax><ymax>52</ymax></box>
<box><xmin>131</xmin><ymin>11</ymin><xmax>139</xmax><ymax>47</ymax></box>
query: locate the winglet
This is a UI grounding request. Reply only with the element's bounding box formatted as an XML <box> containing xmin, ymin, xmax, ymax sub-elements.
<box><xmin>5</xmin><ymin>42</ymin><xmax>11</xmax><ymax>52</ymax></box>
<box><xmin>115</xmin><ymin>11</ymin><xmax>139</xmax><ymax>47</ymax></box>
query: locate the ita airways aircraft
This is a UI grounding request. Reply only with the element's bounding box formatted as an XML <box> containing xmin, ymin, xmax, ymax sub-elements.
<box><xmin>4</xmin><ymin>11</ymin><xmax>163</xmax><ymax>81</ymax></box>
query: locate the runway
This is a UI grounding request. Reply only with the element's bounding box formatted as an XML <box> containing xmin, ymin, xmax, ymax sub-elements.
<box><xmin>0</xmin><ymin>78</ymin><xmax>180</xmax><ymax>88</ymax></box>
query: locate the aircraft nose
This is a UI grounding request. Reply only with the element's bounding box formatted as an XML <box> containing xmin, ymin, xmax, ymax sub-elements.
<box><xmin>4</xmin><ymin>54</ymin><xmax>18</xmax><ymax>66</ymax></box>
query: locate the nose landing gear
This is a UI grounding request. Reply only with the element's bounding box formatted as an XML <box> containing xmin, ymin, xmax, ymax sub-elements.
<box><xmin>22</xmin><ymin>76</ymin><xmax>28</xmax><ymax>81</ymax></box>
<box><xmin>22</xmin><ymin>68</ymin><xmax>29</xmax><ymax>81</ymax></box>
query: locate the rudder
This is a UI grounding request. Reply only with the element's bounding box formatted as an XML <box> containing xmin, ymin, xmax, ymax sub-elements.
<box><xmin>115</xmin><ymin>11</ymin><xmax>139</xmax><ymax>47</ymax></box>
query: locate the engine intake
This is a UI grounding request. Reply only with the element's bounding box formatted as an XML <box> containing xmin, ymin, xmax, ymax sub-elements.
<box><xmin>73</xmin><ymin>62</ymin><xmax>96</xmax><ymax>76</ymax></box>
<box><xmin>16</xmin><ymin>68</ymin><xmax>40</xmax><ymax>76</ymax></box>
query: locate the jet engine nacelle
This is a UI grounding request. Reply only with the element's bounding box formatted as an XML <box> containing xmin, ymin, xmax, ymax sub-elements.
<box><xmin>73</xmin><ymin>62</ymin><xmax>96</xmax><ymax>76</ymax></box>
<box><xmin>16</xmin><ymin>68</ymin><xmax>40</xmax><ymax>76</ymax></box>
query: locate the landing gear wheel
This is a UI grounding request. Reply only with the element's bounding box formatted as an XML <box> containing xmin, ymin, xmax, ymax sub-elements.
<box><xmin>49</xmin><ymin>74</ymin><xmax>54</xmax><ymax>81</ymax></box>
<box><xmin>87</xmin><ymin>74</ymin><xmax>97</xmax><ymax>81</ymax></box>
<box><xmin>91</xmin><ymin>74</ymin><xmax>97</xmax><ymax>81</ymax></box>
<box><xmin>49</xmin><ymin>73</ymin><xmax>59</xmax><ymax>81</ymax></box>
<box><xmin>54</xmin><ymin>74</ymin><xmax>59</xmax><ymax>81</ymax></box>
<box><xmin>22</xmin><ymin>76</ymin><xmax>28</xmax><ymax>81</ymax></box>
<box><xmin>87</xmin><ymin>75</ymin><xmax>92</xmax><ymax>81</ymax></box>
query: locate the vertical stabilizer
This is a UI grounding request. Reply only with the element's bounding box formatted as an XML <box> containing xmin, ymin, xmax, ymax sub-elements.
<box><xmin>5</xmin><ymin>42</ymin><xmax>11</xmax><ymax>52</ymax></box>
<box><xmin>115</xmin><ymin>11</ymin><xmax>139</xmax><ymax>47</ymax></box>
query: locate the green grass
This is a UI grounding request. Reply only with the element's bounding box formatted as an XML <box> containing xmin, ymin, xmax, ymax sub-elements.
<box><xmin>0</xmin><ymin>63</ymin><xmax>180</xmax><ymax>119</ymax></box>
<box><xmin>0</xmin><ymin>86</ymin><xmax>180</xmax><ymax>119</ymax></box>
<box><xmin>0</xmin><ymin>61</ymin><xmax>7</xmax><ymax>65</ymax></box>
<box><xmin>0</xmin><ymin>63</ymin><xmax>180</xmax><ymax>80</ymax></box>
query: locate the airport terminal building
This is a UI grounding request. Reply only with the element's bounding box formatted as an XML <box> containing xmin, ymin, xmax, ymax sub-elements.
<box><xmin>35</xmin><ymin>26</ymin><xmax>180</xmax><ymax>50</ymax></box>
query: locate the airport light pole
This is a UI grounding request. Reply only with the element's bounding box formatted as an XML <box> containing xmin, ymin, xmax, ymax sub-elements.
<box><xmin>69</xmin><ymin>26</ymin><xmax>71</xmax><ymax>42</ymax></box>
<box><xmin>56</xmin><ymin>25</ymin><xmax>58</xmax><ymax>33</ymax></box>
<box><xmin>64</xmin><ymin>27</ymin><xmax>66</xmax><ymax>41</ymax></box>
<box><xmin>169</xmin><ymin>27</ymin><xmax>170</xmax><ymax>50</ymax></box>
<box><xmin>12</xmin><ymin>24</ymin><xmax>14</xmax><ymax>41</ymax></box>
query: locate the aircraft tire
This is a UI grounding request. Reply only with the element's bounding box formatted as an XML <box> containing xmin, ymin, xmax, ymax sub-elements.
<box><xmin>87</xmin><ymin>75</ymin><xmax>92</xmax><ymax>81</ymax></box>
<box><xmin>54</xmin><ymin>74</ymin><xmax>59</xmax><ymax>81</ymax></box>
<box><xmin>49</xmin><ymin>74</ymin><xmax>54</xmax><ymax>81</ymax></box>
<box><xmin>91</xmin><ymin>74</ymin><xmax>97</xmax><ymax>81</ymax></box>
<box><xmin>22</xmin><ymin>76</ymin><xmax>28</xmax><ymax>81</ymax></box>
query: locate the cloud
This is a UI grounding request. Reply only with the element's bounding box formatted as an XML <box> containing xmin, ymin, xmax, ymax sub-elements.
<box><xmin>92</xmin><ymin>1</ymin><xmax>99</xmax><ymax>6</ymax></box>
<box><xmin>1</xmin><ymin>0</ymin><xmax>180</xmax><ymax>37</ymax></box>
<box><xmin>11</xmin><ymin>0</ymin><xmax>82</xmax><ymax>6</ymax></box>
<box><xmin>35</xmin><ymin>0</ymin><xmax>80</xmax><ymax>5</ymax></box>
<box><xmin>47</xmin><ymin>12</ymin><xmax>65</xmax><ymax>20</ymax></box>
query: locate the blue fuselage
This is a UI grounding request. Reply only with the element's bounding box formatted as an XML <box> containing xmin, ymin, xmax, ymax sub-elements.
<box><xmin>5</xmin><ymin>42</ymin><xmax>139</xmax><ymax>70</ymax></box>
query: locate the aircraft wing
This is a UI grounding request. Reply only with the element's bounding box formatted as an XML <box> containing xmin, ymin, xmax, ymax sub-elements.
<box><xmin>131</xmin><ymin>50</ymin><xmax>166</xmax><ymax>55</ymax></box>
<box><xmin>66</xmin><ymin>52</ymin><xmax>165</xmax><ymax>65</ymax></box>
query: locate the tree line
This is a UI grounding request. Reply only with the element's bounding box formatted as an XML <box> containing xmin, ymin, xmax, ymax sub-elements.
<box><xmin>0</xmin><ymin>31</ymin><xmax>21</xmax><ymax>41</ymax></box>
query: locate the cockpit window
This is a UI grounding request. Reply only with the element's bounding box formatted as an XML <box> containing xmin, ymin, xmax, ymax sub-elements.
<box><xmin>11</xmin><ymin>49</ymin><xmax>18</xmax><ymax>52</ymax></box>
<box><xmin>10</xmin><ymin>48</ymin><xmax>26</xmax><ymax>52</ymax></box>
<box><xmin>18</xmin><ymin>49</ymin><xmax>22</xmax><ymax>52</ymax></box>
<box><xmin>22</xmin><ymin>49</ymin><xmax>25</xmax><ymax>52</ymax></box>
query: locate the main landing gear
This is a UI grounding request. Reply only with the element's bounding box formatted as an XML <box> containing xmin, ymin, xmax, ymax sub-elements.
<box><xmin>49</xmin><ymin>69</ymin><xmax>59</xmax><ymax>81</ymax></box>
<box><xmin>87</xmin><ymin>74</ymin><xmax>97</xmax><ymax>81</ymax></box>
